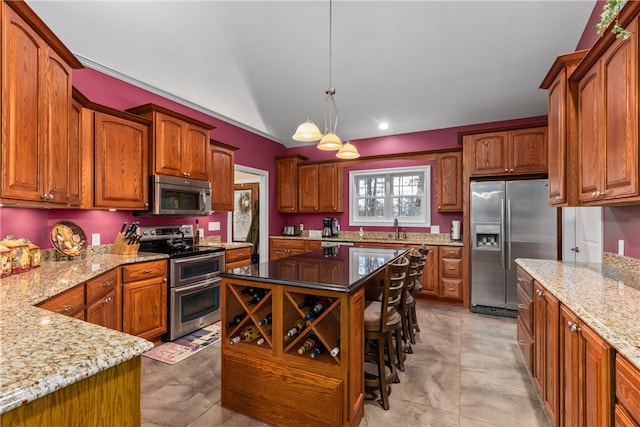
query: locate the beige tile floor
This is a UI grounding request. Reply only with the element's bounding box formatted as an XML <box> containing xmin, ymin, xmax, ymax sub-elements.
<box><xmin>141</xmin><ymin>303</ymin><xmax>550</xmax><ymax>427</ymax></box>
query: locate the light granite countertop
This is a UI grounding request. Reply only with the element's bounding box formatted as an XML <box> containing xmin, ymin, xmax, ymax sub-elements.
<box><xmin>270</xmin><ymin>231</ymin><xmax>464</xmax><ymax>247</ymax></box>
<box><xmin>515</xmin><ymin>258</ymin><xmax>640</xmax><ymax>371</ymax></box>
<box><xmin>0</xmin><ymin>251</ymin><xmax>168</xmax><ymax>414</ymax></box>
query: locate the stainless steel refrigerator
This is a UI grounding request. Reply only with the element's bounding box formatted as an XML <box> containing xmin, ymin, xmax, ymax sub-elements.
<box><xmin>470</xmin><ymin>179</ymin><xmax>557</xmax><ymax>316</ymax></box>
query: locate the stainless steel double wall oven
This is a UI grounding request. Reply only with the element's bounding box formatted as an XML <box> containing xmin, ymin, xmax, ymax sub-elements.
<box><xmin>138</xmin><ymin>225</ymin><xmax>224</xmax><ymax>341</ymax></box>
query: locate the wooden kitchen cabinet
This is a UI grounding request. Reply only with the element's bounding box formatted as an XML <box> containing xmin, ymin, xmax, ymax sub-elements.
<box><xmin>38</xmin><ymin>285</ymin><xmax>85</xmax><ymax>320</ymax></box>
<box><xmin>415</xmin><ymin>245</ymin><xmax>438</xmax><ymax>297</ymax></box>
<box><xmin>126</xmin><ymin>104</ymin><xmax>214</xmax><ymax>181</ymax></box>
<box><xmin>298</xmin><ymin>162</ymin><xmax>344</xmax><ymax>213</ymax></box>
<box><xmin>276</xmin><ymin>155</ymin><xmax>307</xmax><ymax>212</ymax></box>
<box><xmin>559</xmin><ymin>304</ymin><xmax>613</xmax><ymax>427</ymax></box>
<box><xmin>533</xmin><ymin>280</ymin><xmax>559</xmax><ymax>425</ymax></box>
<box><xmin>225</xmin><ymin>245</ymin><xmax>252</xmax><ymax>270</ymax></box>
<box><xmin>571</xmin><ymin>10</ymin><xmax>639</xmax><ymax>205</ymax></box>
<box><xmin>94</xmin><ymin>111</ymin><xmax>150</xmax><ymax>210</ymax></box>
<box><xmin>121</xmin><ymin>260</ymin><xmax>168</xmax><ymax>342</ymax></box>
<box><xmin>269</xmin><ymin>238</ymin><xmax>315</xmax><ymax>260</ymax></box>
<box><xmin>616</xmin><ymin>354</ymin><xmax>640</xmax><ymax>426</ymax></box>
<box><xmin>1</xmin><ymin>1</ymin><xmax>82</xmax><ymax>206</ymax></box>
<box><xmin>85</xmin><ymin>269</ymin><xmax>121</xmax><ymax>331</ymax></box>
<box><xmin>210</xmin><ymin>140</ymin><xmax>238</xmax><ymax>212</ymax></box>
<box><xmin>438</xmin><ymin>246</ymin><xmax>463</xmax><ymax>301</ymax></box>
<box><xmin>436</xmin><ymin>151</ymin><xmax>463</xmax><ymax>211</ymax></box>
<box><xmin>540</xmin><ymin>50</ymin><xmax>588</xmax><ymax>207</ymax></box>
<box><xmin>463</xmin><ymin>126</ymin><xmax>548</xmax><ymax>177</ymax></box>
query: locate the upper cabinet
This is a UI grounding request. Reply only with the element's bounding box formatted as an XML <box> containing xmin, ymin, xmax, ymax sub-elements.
<box><xmin>276</xmin><ymin>155</ymin><xmax>306</xmax><ymax>213</ymax></box>
<box><xmin>1</xmin><ymin>1</ymin><xmax>83</xmax><ymax>206</ymax></box>
<box><xmin>436</xmin><ymin>151</ymin><xmax>462</xmax><ymax>211</ymax></box>
<box><xmin>463</xmin><ymin>126</ymin><xmax>548</xmax><ymax>177</ymax></box>
<box><xmin>298</xmin><ymin>162</ymin><xmax>344</xmax><ymax>213</ymax></box>
<box><xmin>209</xmin><ymin>140</ymin><xmax>238</xmax><ymax>212</ymax></box>
<box><xmin>540</xmin><ymin>50</ymin><xmax>588</xmax><ymax>207</ymax></box>
<box><xmin>570</xmin><ymin>6</ymin><xmax>639</xmax><ymax>205</ymax></box>
<box><xmin>126</xmin><ymin>104</ymin><xmax>214</xmax><ymax>181</ymax></box>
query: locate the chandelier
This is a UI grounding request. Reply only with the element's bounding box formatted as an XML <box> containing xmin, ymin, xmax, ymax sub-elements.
<box><xmin>292</xmin><ymin>0</ymin><xmax>360</xmax><ymax>159</ymax></box>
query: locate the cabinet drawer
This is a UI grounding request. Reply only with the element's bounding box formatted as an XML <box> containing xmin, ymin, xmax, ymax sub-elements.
<box><xmin>38</xmin><ymin>285</ymin><xmax>84</xmax><ymax>316</ymax></box>
<box><xmin>517</xmin><ymin>267</ymin><xmax>534</xmax><ymax>299</ymax></box>
<box><xmin>225</xmin><ymin>246</ymin><xmax>252</xmax><ymax>263</ymax></box>
<box><xmin>226</xmin><ymin>258</ymin><xmax>252</xmax><ymax>270</ymax></box>
<box><xmin>516</xmin><ymin>285</ymin><xmax>533</xmax><ymax>335</ymax></box>
<box><xmin>440</xmin><ymin>258</ymin><xmax>462</xmax><ymax>277</ymax></box>
<box><xmin>517</xmin><ymin>316</ymin><xmax>534</xmax><ymax>374</ymax></box>
<box><xmin>122</xmin><ymin>260</ymin><xmax>167</xmax><ymax>283</ymax></box>
<box><xmin>439</xmin><ymin>246</ymin><xmax>462</xmax><ymax>259</ymax></box>
<box><xmin>271</xmin><ymin>239</ymin><xmax>307</xmax><ymax>250</ymax></box>
<box><xmin>305</xmin><ymin>240</ymin><xmax>322</xmax><ymax>251</ymax></box>
<box><xmin>440</xmin><ymin>278</ymin><xmax>462</xmax><ymax>300</ymax></box>
<box><xmin>617</xmin><ymin>355</ymin><xmax>640</xmax><ymax>424</ymax></box>
<box><xmin>86</xmin><ymin>269</ymin><xmax>118</xmax><ymax>303</ymax></box>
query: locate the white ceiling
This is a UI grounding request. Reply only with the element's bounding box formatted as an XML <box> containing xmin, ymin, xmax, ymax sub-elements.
<box><xmin>27</xmin><ymin>1</ymin><xmax>596</xmax><ymax>148</ymax></box>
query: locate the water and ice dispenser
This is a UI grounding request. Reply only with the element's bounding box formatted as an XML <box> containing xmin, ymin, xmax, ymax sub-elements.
<box><xmin>473</xmin><ymin>224</ymin><xmax>501</xmax><ymax>250</ymax></box>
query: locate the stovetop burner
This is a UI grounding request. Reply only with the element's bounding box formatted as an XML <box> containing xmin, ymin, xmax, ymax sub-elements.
<box><xmin>137</xmin><ymin>224</ymin><xmax>224</xmax><ymax>258</ymax></box>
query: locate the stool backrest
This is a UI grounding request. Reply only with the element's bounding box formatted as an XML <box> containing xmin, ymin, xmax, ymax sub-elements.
<box><xmin>381</xmin><ymin>255</ymin><xmax>410</xmax><ymax>326</ymax></box>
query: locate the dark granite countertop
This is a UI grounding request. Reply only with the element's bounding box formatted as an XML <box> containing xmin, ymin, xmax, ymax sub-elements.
<box><xmin>222</xmin><ymin>246</ymin><xmax>410</xmax><ymax>293</ymax></box>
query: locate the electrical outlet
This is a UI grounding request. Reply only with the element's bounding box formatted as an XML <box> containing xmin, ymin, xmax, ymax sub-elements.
<box><xmin>208</xmin><ymin>221</ymin><xmax>220</xmax><ymax>231</ymax></box>
<box><xmin>198</xmin><ymin>228</ymin><xmax>204</xmax><ymax>238</ymax></box>
<box><xmin>91</xmin><ymin>233</ymin><xmax>100</xmax><ymax>246</ymax></box>
<box><xmin>618</xmin><ymin>240</ymin><xmax>625</xmax><ymax>256</ymax></box>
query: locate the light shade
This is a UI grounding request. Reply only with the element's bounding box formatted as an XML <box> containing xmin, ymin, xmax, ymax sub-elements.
<box><xmin>292</xmin><ymin>117</ymin><xmax>322</xmax><ymax>141</ymax></box>
<box><xmin>336</xmin><ymin>141</ymin><xmax>360</xmax><ymax>159</ymax></box>
<box><xmin>317</xmin><ymin>132</ymin><xmax>342</xmax><ymax>150</ymax></box>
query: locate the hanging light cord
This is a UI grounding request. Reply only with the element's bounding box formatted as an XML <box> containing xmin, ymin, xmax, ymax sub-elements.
<box><xmin>323</xmin><ymin>0</ymin><xmax>338</xmax><ymax>135</ymax></box>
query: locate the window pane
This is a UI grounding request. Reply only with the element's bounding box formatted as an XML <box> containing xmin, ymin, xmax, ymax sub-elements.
<box><xmin>393</xmin><ymin>196</ymin><xmax>422</xmax><ymax>217</ymax></box>
<box><xmin>357</xmin><ymin>176</ymin><xmax>386</xmax><ymax>197</ymax></box>
<box><xmin>358</xmin><ymin>197</ymin><xmax>385</xmax><ymax>217</ymax></box>
<box><xmin>392</xmin><ymin>174</ymin><xmax>423</xmax><ymax>196</ymax></box>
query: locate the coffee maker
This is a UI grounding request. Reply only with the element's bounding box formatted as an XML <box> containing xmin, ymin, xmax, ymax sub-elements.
<box><xmin>322</xmin><ymin>217</ymin><xmax>339</xmax><ymax>237</ymax></box>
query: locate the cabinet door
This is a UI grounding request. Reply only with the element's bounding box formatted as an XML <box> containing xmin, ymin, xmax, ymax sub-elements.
<box><xmin>533</xmin><ymin>282</ymin><xmax>559</xmax><ymax>425</ymax></box>
<box><xmin>417</xmin><ymin>246</ymin><xmax>438</xmax><ymax>296</ymax></box>
<box><xmin>510</xmin><ymin>127</ymin><xmax>548</xmax><ymax>174</ymax></box>
<box><xmin>154</xmin><ymin>112</ymin><xmax>184</xmax><ymax>177</ymax></box>
<box><xmin>602</xmin><ymin>26</ymin><xmax>638</xmax><ymax>201</ymax></box>
<box><xmin>559</xmin><ymin>305</ymin><xmax>583</xmax><ymax>427</ymax></box>
<box><xmin>583</xmin><ymin>322</ymin><xmax>613</xmax><ymax>427</ymax></box>
<box><xmin>297</xmin><ymin>164</ymin><xmax>319</xmax><ymax>212</ymax></box>
<box><xmin>1</xmin><ymin>7</ymin><xmax>45</xmax><ymax>202</ymax></box>
<box><xmin>578</xmin><ymin>66</ymin><xmax>604</xmax><ymax>203</ymax></box>
<box><xmin>547</xmin><ymin>72</ymin><xmax>568</xmax><ymax>205</ymax></box>
<box><xmin>86</xmin><ymin>288</ymin><xmax>119</xmax><ymax>330</ymax></box>
<box><xmin>37</xmin><ymin>284</ymin><xmax>85</xmax><ymax>318</ymax></box>
<box><xmin>184</xmin><ymin>124</ymin><xmax>209</xmax><ymax>181</ymax></box>
<box><xmin>68</xmin><ymin>99</ymin><xmax>83</xmax><ymax>206</ymax></box>
<box><xmin>122</xmin><ymin>276</ymin><xmax>167</xmax><ymax>341</ymax></box>
<box><xmin>210</xmin><ymin>143</ymin><xmax>235</xmax><ymax>211</ymax></box>
<box><xmin>276</xmin><ymin>157</ymin><xmax>299</xmax><ymax>212</ymax></box>
<box><xmin>436</xmin><ymin>152</ymin><xmax>462</xmax><ymax>211</ymax></box>
<box><xmin>318</xmin><ymin>162</ymin><xmax>343</xmax><ymax>212</ymax></box>
<box><xmin>94</xmin><ymin>112</ymin><xmax>149</xmax><ymax>209</ymax></box>
<box><xmin>468</xmin><ymin>132</ymin><xmax>509</xmax><ymax>176</ymax></box>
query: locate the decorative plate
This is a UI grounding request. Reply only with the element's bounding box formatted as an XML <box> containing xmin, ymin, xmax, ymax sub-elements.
<box><xmin>50</xmin><ymin>221</ymin><xmax>87</xmax><ymax>258</ymax></box>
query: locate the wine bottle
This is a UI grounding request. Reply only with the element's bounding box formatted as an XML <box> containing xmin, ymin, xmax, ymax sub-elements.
<box><xmin>310</xmin><ymin>344</ymin><xmax>324</xmax><ymax>359</ymax></box>
<box><xmin>297</xmin><ymin>335</ymin><xmax>317</xmax><ymax>354</ymax></box>
<box><xmin>230</xmin><ymin>324</ymin><xmax>260</xmax><ymax>344</ymax></box>
<box><xmin>256</xmin><ymin>329</ymin><xmax>272</xmax><ymax>346</ymax></box>
<box><xmin>246</xmin><ymin>294</ymin><xmax>264</xmax><ymax>306</ymax></box>
<box><xmin>257</xmin><ymin>313</ymin><xmax>272</xmax><ymax>326</ymax></box>
<box><xmin>238</xmin><ymin>287</ymin><xmax>255</xmax><ymax>296</ymax></box>
<box><xmin>285</xmin><ymin>318</ymin><xmax>307</xmax><ymax>338</ymax></box>
<box><xmin>311</xmin><ymin>297</ymin><xmax>332</xmax><ymax>314</ymax></box>
<box><xmin>297</xmin><ymin>296</ymin><xmax>316</xmax><ymax>309</ymax></box>
<box><xmin>226</xmin><ymin>312</ymin><xmax>246</xmax><ymax>328</ymax></box>
<box><xmin>330</xmin><ymin>338</ymin><xmax>340</xmax><ymax>357</ymax></box>
<box><xmin>302</xmin><ymin>310</ymin><xmax>318</xmax><ymax>321</ymax></box>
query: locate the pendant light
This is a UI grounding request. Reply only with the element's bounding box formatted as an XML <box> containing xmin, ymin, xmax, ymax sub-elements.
<box><xmin>292</xmin><ymin>0</ymin><xmax>360</xmax><ymax>159</ymax></box>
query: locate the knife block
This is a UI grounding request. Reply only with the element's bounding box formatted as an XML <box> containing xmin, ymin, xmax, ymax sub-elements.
<box><xmin>110</xmin><ymin>233</ymin><xmax>140</xmax><ymax>255</ymax></box>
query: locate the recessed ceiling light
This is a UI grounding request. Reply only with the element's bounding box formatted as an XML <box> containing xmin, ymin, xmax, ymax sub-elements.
<box><xmin>378</xmin><ymin>122</ymin><xmax>389</xmax><ymax>130</ymax></box>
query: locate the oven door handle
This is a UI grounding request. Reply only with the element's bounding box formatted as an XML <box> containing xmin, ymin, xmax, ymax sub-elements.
<box><xmin>172</xmin><ymin>253</ymin><xmax>223</xmax><ymax>265</ymax></box>
<box><xmin>177</xmin><ymin>278</ymin><xmax>221</xmax><ymax>292</ymax></box>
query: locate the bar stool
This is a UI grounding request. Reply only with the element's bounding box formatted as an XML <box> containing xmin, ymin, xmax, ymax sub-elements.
<box><xmin>406</xmin><ymin>249</ymin><xmax>426</xmax><ymax>344</ymax></box>
<box><xmin>363</xmin><ymin>255</ymin><xmax>409</xmax><ymax>410</ymax></box>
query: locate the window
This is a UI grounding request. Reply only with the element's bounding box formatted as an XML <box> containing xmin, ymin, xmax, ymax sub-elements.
<box><xmin>349</xmin><ymin>166</ymin><xmax>430</xmax><ymax>227</ymax></box>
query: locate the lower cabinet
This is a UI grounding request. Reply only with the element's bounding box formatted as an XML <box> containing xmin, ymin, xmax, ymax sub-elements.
<box><xmin>37</xmin><ymin>284</ymin><xmax>85</xmax><ymax>320</ymax></box>
<box><xmin>533</xmin><ymin>280</ymin><xmax>559</xmax><ymax>424</ymax></box>
<box><xmin>269</xmin><ymin>238</ymin><xmax>320</xmax><ymax>260</ymax></box>
<box><xmin>85</xmin><ymin>269</ymin><xmax>121</xmax><ymax>331</ymax></box>
<box><xmin>559</xmin><ymin>304</ymin><xmax>613</xmax><ymax>427</ymax></box>
<box><xmin>516</xmin><ymin>268</ymin><xmax>534</xmax><ymax>374</ymax></box>
<box><xmin>122</xmin><ymin>260</ymin><xmax>168</xmax><ymax>343</ymax></box>
<box><xmin>616</xmin><ymin>354</ymin><xmax>640</xmax><ymax>426</ymax></box>
<box><xmin>415</xmin><ymin>245</ymin><xmax>464</xmax><ymax>304</ymax></box>
<box><xmin>224</xmin><ymin>246</ymin><xmax>252</xmax><ymax>270</ymax></box>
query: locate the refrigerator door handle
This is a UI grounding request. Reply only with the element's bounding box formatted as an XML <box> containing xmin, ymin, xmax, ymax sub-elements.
<box><xmin>507</xmin><ymin>198</ymin><xmax>512</xmax><ymax>271</ymax></box>
<box><xmin>500</xmin><ymin>198</ymin><xmax>506</xmax><ymax>271</ymax></box>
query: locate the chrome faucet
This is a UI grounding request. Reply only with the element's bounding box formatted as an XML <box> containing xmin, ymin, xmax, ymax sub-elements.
<box><xmin>393</xmin><ymin>218</ymin><xmax>399</xmax><ymax>239</ymax></box>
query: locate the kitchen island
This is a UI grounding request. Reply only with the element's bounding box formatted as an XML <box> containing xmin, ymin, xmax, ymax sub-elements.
<box><xmin>220</xmin><ymin>245</ymin><xmax>408</xmax><ymax>427</ymax></box>
<box><xmin>0</xmin><ymin>251</ymin><xmax>166</xmax><ymax>425</ymax></box>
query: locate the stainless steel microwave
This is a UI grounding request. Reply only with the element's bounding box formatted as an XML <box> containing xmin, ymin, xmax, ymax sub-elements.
<box><xmin>136</xmin><ymin>175</ymin><xmax>212</xmax><ymax>216</ymax></box>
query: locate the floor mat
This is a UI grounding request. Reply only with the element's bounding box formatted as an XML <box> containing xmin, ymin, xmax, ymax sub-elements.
<box><xmin>142</xmin><ymin>322</ymin><xmax>221</xmax><ymax>365</ymax></box>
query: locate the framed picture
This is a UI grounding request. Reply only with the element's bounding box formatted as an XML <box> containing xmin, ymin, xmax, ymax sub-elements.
<box><xmin>233</xmin><ymin>189</ymin><xmax>253</xmax><ymax>242</ymax></box>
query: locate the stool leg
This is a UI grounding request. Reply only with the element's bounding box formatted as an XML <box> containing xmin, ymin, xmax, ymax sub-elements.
<box><xmin>378</xmin><ymin>336</ymin><xmax>390</xmax><ymax>410</ymax></box>
<box><xmin>394</xmin><ymin>328</ymin><xmax>405</xmax><ymax>371</ymax></box>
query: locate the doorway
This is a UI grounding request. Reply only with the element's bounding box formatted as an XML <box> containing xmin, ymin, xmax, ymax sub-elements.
<box><xmin>562</xmin><ymin>207</ymin><xmax>603</xmax><ymax>263</ymax></box>
<box><xmin>229</xmin><ymin>165</ymin><xmax>269</xmax><ymax>264</ymax></box>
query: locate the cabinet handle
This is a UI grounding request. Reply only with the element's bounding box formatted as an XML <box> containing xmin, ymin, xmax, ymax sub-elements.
<box><xmin>101</xmin><ymin>280</ymin><xmax>115</xmax><ymax>287</ymax></box>
<box><xmin>517</xmin><ymin>304</ymin><xmax>527</xmax><ymax>309</ymax></box>
<box><xmin>536</xmin><ymin>289</ymin><xmax>544</xmax><ymax>297</ymax></box>
<box><xmin>448</xmin><ymin>266</ymin><xmax>456</xmax><ymax>270</ymax></box>
<box><xmin>510</xmin><ymin>168</ymin><xmax>514</xmax><ymax>172</ymax></box>
<box><xmin>104</xmin><ymin>297</ymin><xmax>112</xmax><ymax>304</ymax></box>
<box><xmin>448</xmin><ymin>287</ymin><xmax>455</xmax><ymax>291</ymax></box>
<box><xmin>555</xmin><ymin>196</ymin><xmax>560</xmax><ymax>201</ymax></box>
<box><xmin>58</xmin><ymin>305</ymin><xmax>74</xmax><ymax>313</ymax></box>
<box><xmin>517</xmin><ymin>340</ymin><xmax>526</xmax><ymax>346</ymax></box>
<box><xmin>142</xmin><ymin>269</ymin><xmax>153</xmax><ymax>274</ymax></box>
<box><xmin>567</xmin><ymin>321</ymin><xmax>582</xmax><ymax>333</ymax></box>
<box><xmin>504</xmin><ymin>168</ymin><xmax>508</xmax><ymax>172</ymax></box>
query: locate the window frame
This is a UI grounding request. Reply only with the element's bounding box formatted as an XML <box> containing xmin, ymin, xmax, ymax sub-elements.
<box><xmin>348</xmin><ymin>165</ymin><xmax>431</xmax><ymax>227</ymax></box>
